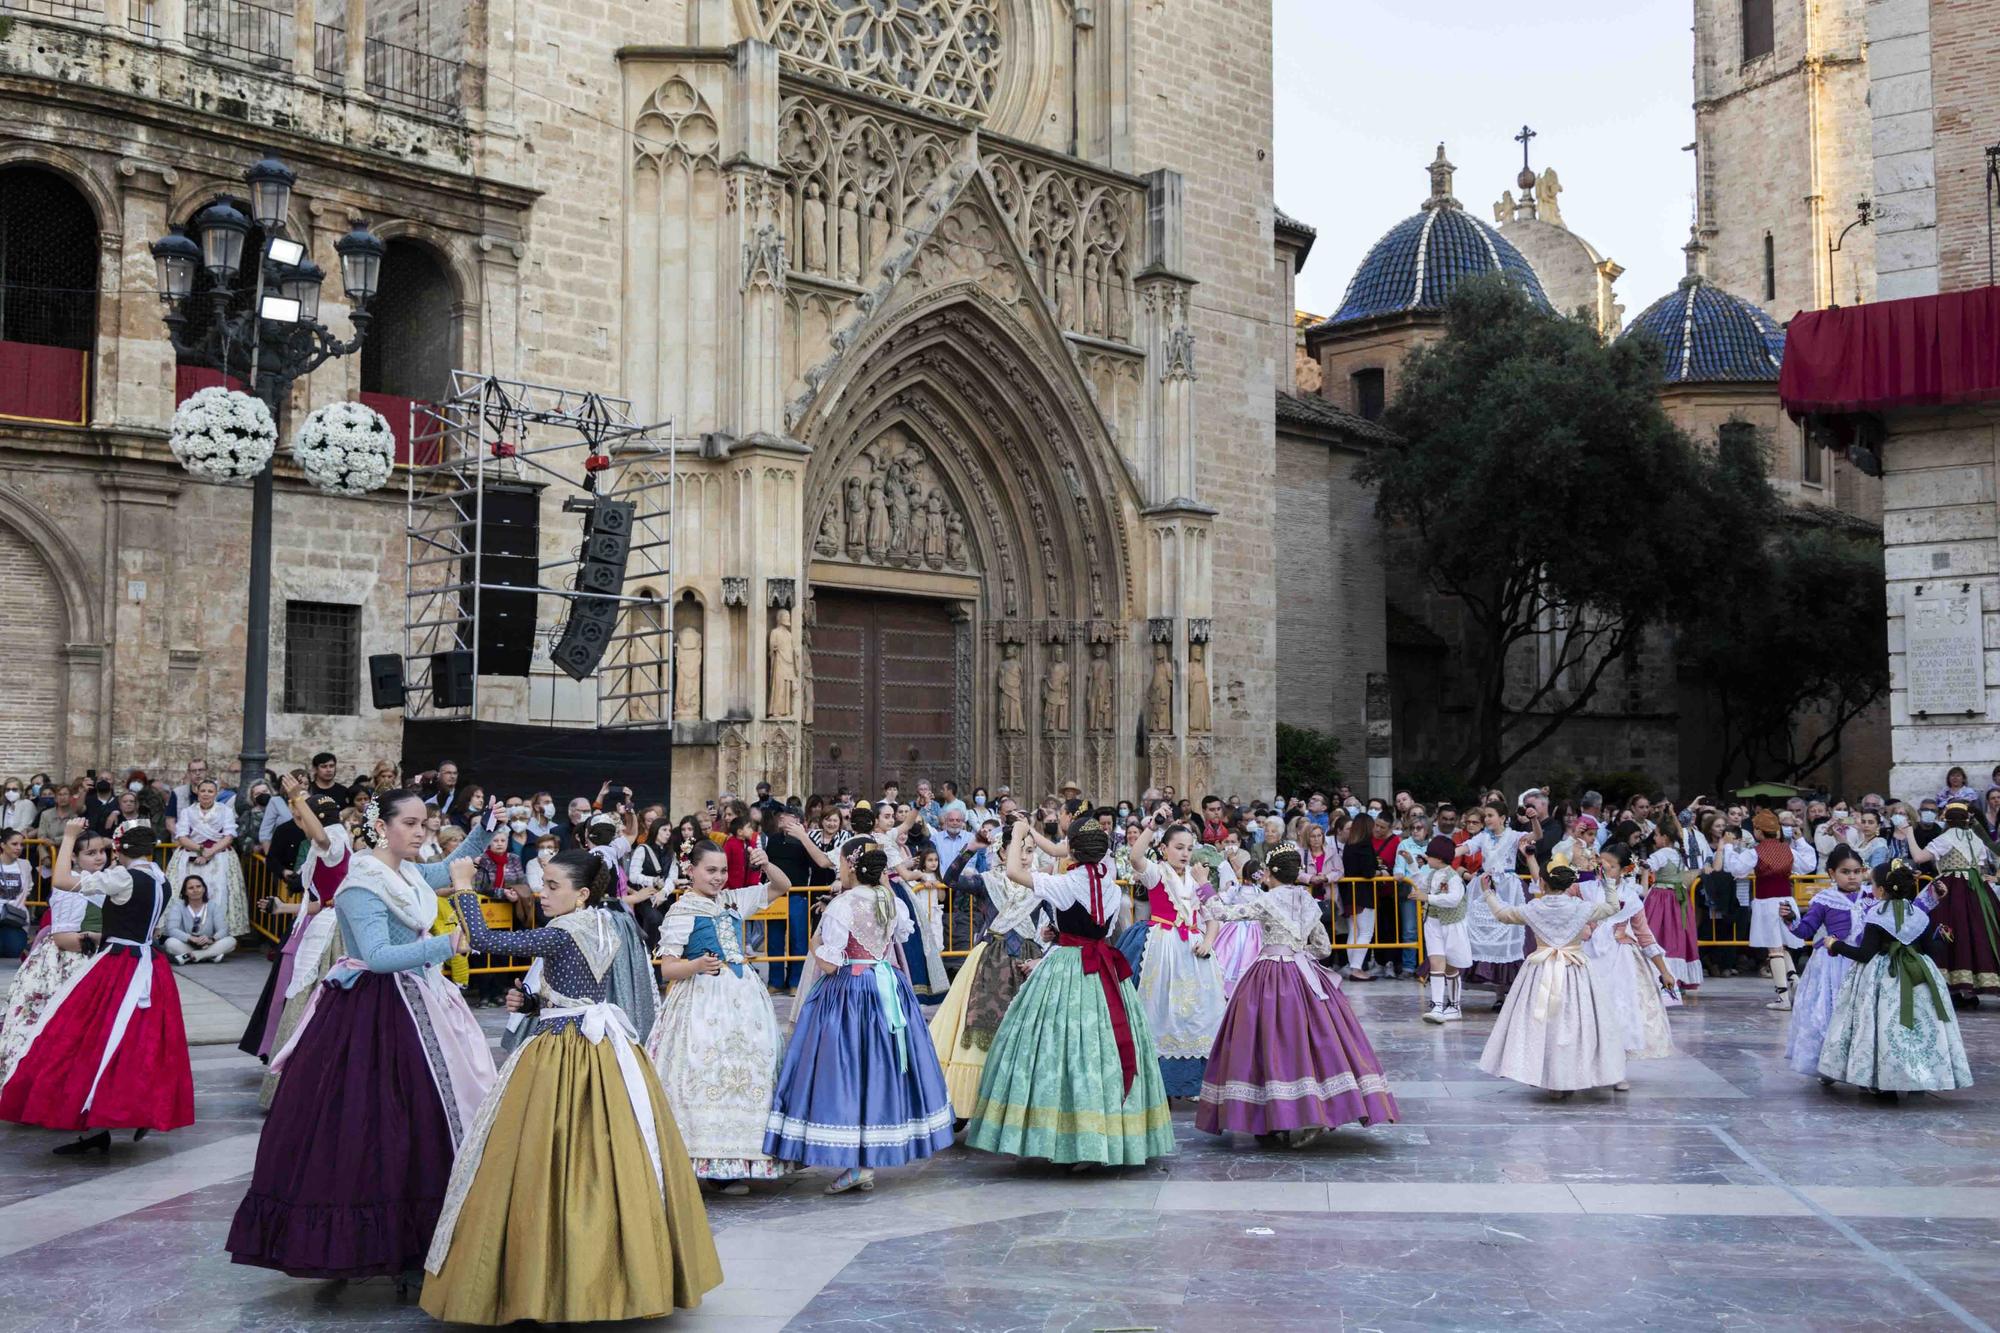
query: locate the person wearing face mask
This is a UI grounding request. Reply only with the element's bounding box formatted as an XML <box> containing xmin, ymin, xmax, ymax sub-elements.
<box><xmin>0</xmin><ymin>781</ymin><xmax>35</xmax><ymax>835</ymax></box>
<box><xmin>526</xmin><ymin>791</ymin><xmax>558</xmax><ymax>838</ymax></box>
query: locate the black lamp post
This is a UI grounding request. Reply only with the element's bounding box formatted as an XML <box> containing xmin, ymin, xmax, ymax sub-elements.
<box><xmin>151</xmin><ymin>153</ymin><xmax>384</xmax><ymax>804</ymax></box>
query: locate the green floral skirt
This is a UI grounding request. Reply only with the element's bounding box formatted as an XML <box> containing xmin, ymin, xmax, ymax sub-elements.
<box><xmin>964</xmin><ymin>945</ymin><xmax>1176</xmax><ymax>1165</ymax></box>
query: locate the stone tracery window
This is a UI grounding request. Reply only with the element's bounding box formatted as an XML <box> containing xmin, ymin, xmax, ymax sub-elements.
<box><xmin>744</xmin><ymin>0</ymin><xmax>1003</xmax><ymax>121</ymax></box>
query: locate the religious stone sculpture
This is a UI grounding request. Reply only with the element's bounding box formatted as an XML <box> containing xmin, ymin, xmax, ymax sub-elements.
<box><xmin>838</xmin><ymin>189</ymin><xmax>861</xmax><ymax>280</ymax></box>
<box><xmin>767</xmin><ymin>609</ymin><xmax>798</xmax><ymax>719</ymax></box>
<box><xmin>1186</xmin><ymin>641</ymin><xmax>1212</xmax><ymax>734</ymax></box>
<box><xmin>814</xmin><ymin>505</ymin><xmax>842</xmax><ymax>556</ymax></box>
<box><xmin>868</xmin><ymin>200</ymin><xmax>890</xmax><ymax>268</ymax></box>
<box><xmin>1043</xmin><ymin>642</ymin><xmax>1071</xmax><ymax>733</ymax></box>
<box><xmin>996</xmin><ymin>642</ymin><xmax>1026</xmax><ymax>734</ymax></box>
<box><xmin>802</xmin><ymin>182</ymin><xmax>828</xmax><ymax>274</ymax></box>
<box><xmin>1083</xmin><ymin>251</ymin><xmax>1105</xmax><ymax>336</ymax></box>
<box><xmin>1536</xmin><ymin>167</ymin><xmax>1563</xmax><ymax>225</ymax></box>
<box><xmin>922</xmin><ymin>489</ymin><xmax>947</xmax><ymax>568</ymax></box>
<box><xmin>945</xmin><ymin>511</ymin><xmax>968</xmax><ymax>567</ymax></box>
<box><xmin>864</xmin><ymin>475</ymin><xmax>889</xmax><ymax>559</ymax></box>
<box><xmin>843</xmin><ymin>475</ymin><xmax>866</xmax><ymax>558</ymax></box>
<box><xmin>823</xmin><ymin>433</ymin><xmax>973</xmax><ymax>573</ymax></box>
<box><xmin>1087</xmin><ymin>641</ymin><xmax>1113</xmax><ymax>732</ymax></box>
<box><xmin>673</xmin><ymin>624</ymin><xmax>703</xmax><ymax>720</ymax></box>
<box><xmin>1146</xmin><ymin>641</ymin><xmax>1174</xmax><ymax>734</ymax></box>
<box><xmin>1493</xmin><ymin>189</ymin><xmax>1513</xmax><ymax>223</ymax></box>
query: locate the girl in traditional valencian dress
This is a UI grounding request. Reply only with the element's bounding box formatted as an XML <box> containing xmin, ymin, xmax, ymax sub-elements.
<box><xmin>926</xmin><ymin>820</ymin><xmax>1047</xmax><ymax>1120</ymax></box>
<box><xmin>1909</xmin><ymin>800</ymin><xmax>2000</xmax><ymax>1003</ymax></box>
<box><xmin>0</xmin><ymin>818</ymin><xmax>192</xmax><ymax>1154</ymax></box>
<box><xmin>240</xmin><ymin>780</ymin><xmax>349</xmax><ymax>1062</ymax></box>
<box><xmin>1128</xmin><ymin>822</ymin><xmax>1228</xmax><ymax>1097</ymax></box>
<box><xmin>1412</xmin><ymin>835</ymin><xmax>1470</xmax><ymax>1024</ymax></box>
<box><xmin>765</xmin><ymin>838</ymin><xmax>956</xmax><ymax>1195</ymax></box>
<box><xmin>644</xmin><ymin>840</ymin><xmax>796</xmax><ymax>1192</ymax></box>
<box><xmin>165</xmin><ymin>778</ymin><xmax>248</xmax><ymax>937</ymax></box>
<box><xmin>1781</xmin><ymin>845</ymin><xmax>1887</xmax><ymax>1078</ymax></box>
<box><xmin>1196</xmin><ymin>843</ymin><xmax>1397</xmax><ymax>1144</ymax></box>
<box><xmin>1476</xmin><ymin>864</ymin><xmax>1627</xmax><ymax>1099</ymax></box>
<box><xmin>966</xmin><ymin>817</ymin><xmax>1176</xmax><ymax>1167</ymax></box>
<box><xmin>1209</xmin><ymin>853</ymin><xmax>1267</xmax><ymax>1000</ymax></box>
<box><xmin>1590</xmin><ymin>844</ymin><xmax>1674</xmax><ymax>1060</ymax></box>
<box><xmin>420</xmin><ymin>853</ymin><xmax>721</xmax><ymax>1324</ymax></box>
<box><xmin>1817</xmin><ymin>862</ymin><xmax>1973</xmax><ymax>1099</ymax></box>
<box><xmin>227</xmin><ymin>789</ymin><xmax>496</xmax><ymax>1281</ymax></box>
<box><xmin>1643</xmin><ymin>820</ymin><xmax>1704</xmax><ymax>994</ymax></box>
<box><xmin>0</xmin><ymin>825</ymin><xmax>107</xmax><ymax>1086</ymax></box>
<box><xmin>1464</xmin><ymin>805</ymin><xmax>1531</xmax><ymax>1008</ymax></box>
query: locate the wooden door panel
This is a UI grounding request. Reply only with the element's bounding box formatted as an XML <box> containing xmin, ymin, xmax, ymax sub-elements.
<box><xmin>810</xmin><ymin>591</ymin><xmax>958</xmax><ymax>795</ymax></box>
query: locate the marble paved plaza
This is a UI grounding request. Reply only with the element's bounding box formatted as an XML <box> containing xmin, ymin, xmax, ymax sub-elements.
<box><xmin>1</xmin><ymin>959</ymin><xmax>1996</xmax><ymax>1333</ymax></box>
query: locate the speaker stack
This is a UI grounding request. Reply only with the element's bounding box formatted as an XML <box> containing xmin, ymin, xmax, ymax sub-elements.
<box><xmin>466</xmin><ymin>485</ymin><xmax>541</xmax><ymax>678</ymax></box>
<box><xmin>551</xmin><ymin>498</ymin><xmax>635</xmax><ymax>681</ymax></box>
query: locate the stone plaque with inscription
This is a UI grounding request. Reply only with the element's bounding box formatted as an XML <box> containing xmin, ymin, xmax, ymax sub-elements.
<box><xmin>1907</xmin><ymin>594</ymin><xmax>1986</xmax><ymax>716</ymax></box>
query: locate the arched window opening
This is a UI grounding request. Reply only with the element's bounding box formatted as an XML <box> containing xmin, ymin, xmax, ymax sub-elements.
<box><xmin>359</xmin><ymin>239</ymin><xmax>455</xmax><ymax>464</ymax></box>
<box><xmin>0</xmin><ymin>166</ymin><xmax>99</xmax><ymax>423</ymax></box>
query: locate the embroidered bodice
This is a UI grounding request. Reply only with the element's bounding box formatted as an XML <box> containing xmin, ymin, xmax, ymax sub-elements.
<box><xmin>1930</xmin><ymin>827</ymin><xmax>1989</xmax><ymax>874</ymax></box>
<box><xmin>178</xmin><ymin>802</ymin><xmax>236</xmax><ymax>843</ymax></box>
<box><xmin>457</xmin><ymin>891</ymin><xmax>619</xmax><ymax>1031</ymax></box>
<box><xmin>1207</xmin><ymin>884</ymin><xmax>1329</xmax><ymax>956</ymax></box>
<box><xmin>814</xmin><ymin>884</ymin><xmax>912</xmax><ymax>966</ymax></box>
<box><xmin>1484</xmin><ymin>890</ymin><xmax>1617</xmax><ymax>948</ymax></box>
<box><xmin>659</xmin><ymin>884</ymin><xmax>774</xmax><ymax>977</ymax></box>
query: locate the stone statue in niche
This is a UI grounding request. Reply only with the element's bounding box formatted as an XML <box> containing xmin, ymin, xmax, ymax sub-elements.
<box><xmin>1087</xmin><ymin>641</ymin><xmax>1113</xmax><ymax>732</ymax></box>
<box><xmin>945</xmin><ymin>511</ymin><xmax>968</xmax><ymax>567</ymax></box>
<box><xmin>864</xmin><ymin>475</ymin><xmax>889</xmax><ymax>559</ymax></box>
<box><xmin>802</xmin><ymin>182</ymin><xmax>828</xmax><ymax>274</ymax></box>
<box><xmin>1186</xmin><ymin>641</ymin><xmax>1212</xmax><ymax>734</ymax></box>
<box><xmin>886</xmin><ymin>473</ymin><xmax>911</xmax><ymax>559</ymax></box>
<box><xmin>814</xmin><ymin>505</ymin><xmax>842</xmax><ymax>557</ymax></box>
<box><xmin>674</xmin><ymin>624</ymin><xmax>703</xmax><ymax>721</ymax></box>
<box><xmin>922</xmin><ymin>490</ymin><xmax>947</xmax><ymax>568</ymax></box>
<box><xmin>838</xmin><ymin>189</ymin><xmax>861</xmax><ymax>281</ymax></box>
<box><xmin>996</xmin><ymin>642</ymin><xmax>1026</xmax><ymax>734</ymax></box>
<box><xmin>1146</xmin><ymin>641</ymin><xmax>1174</xmax><ymax>734</ymax></box>
<box><xmin>843</xmin><ymin>475</ymin><xmax>866</xmax><ymax>559</ymax></box>
<box><xmin>1054</xmin><ymin>248</ymin><xmax>1077</xmax><ymax>328</ymax></box>
<box><xmin>767</xmin><ymin>608</ymin><xmax>798</xmax><ymax>719</ymax></box>
<box><xmin>1083</xmin><ymin>251</ymin><xmax>1105</xmax><ymax>336</ymax></box>
<box><xmin>1043</xmin><ymin>642</ymin><xmax>1071</xmax><ymax>733</ymax></box>
<box><xmin>868</xmin><ymin>200</ymin><xmax>890</xmax><ymax>268</ymax></box>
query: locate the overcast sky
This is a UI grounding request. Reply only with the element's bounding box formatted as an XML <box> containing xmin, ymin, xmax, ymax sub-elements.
<box><xmin>1274</xmin><ymin>0</ymin><xmax>1697</xmax><ymax>325</ymax></box>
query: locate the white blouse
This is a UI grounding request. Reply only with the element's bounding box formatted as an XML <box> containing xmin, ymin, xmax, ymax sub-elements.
<box><xmin>814</xmin><ymin>884</ymin><xmax>913</xmax><ymax>966</ymax></box>
<box><xmin>1025</xmin><ymin>858</ymin><xmax>1121</xmax><ymax>927</ymax></box>
<box><xmin>177</xmin><ymin>802</ymin><xmax>237</xmax><ymax>843</ymax></box>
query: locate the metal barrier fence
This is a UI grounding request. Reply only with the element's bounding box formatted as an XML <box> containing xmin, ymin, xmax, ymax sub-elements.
<box><xmin>7</xmin><ymin>840</ymin><xmax>1863</xmax><ymax>977</ymax></box>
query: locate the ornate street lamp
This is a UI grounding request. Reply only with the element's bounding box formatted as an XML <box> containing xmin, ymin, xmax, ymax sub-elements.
<box><xmin>152</xmin><ymin>152</ymin><xmax>386</xmax><ymax>803</ymax></box>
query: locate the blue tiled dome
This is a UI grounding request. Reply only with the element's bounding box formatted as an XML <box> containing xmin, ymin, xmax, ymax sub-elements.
<box><xmin>1620</xmin><ymin>275</ymin><xmax>1785</xmax><ymax>383</ymax></box>
<box><xmin>1326</xmin><ymin>206</ymin><xmax>1552</xmax><ymax>326</ymax></box>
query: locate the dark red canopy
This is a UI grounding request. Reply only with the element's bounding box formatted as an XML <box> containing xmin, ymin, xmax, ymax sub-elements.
<box><xmin>1779</xmin><ymin>284</ymin><xmax>2000</xmax><ymax>419</ymax></box>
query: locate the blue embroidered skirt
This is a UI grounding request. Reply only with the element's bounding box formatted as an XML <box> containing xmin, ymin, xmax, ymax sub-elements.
<box><xmin>764</xmin><ymin>963</ymin><xmax>955</xmax><ymax>1168</ymax></box>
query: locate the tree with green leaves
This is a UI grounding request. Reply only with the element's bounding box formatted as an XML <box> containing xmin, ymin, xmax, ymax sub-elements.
<box><xmin>1359</xmin><ymin>275</ymin><xmax>1770</xmax><ymax>787</ymax></box>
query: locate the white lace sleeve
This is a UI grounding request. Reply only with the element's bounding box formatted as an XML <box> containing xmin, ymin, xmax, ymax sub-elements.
<box><xmin>655</xmin><ymin>910</ymin><xmax>696</xmax><ymax>960</ymax></box>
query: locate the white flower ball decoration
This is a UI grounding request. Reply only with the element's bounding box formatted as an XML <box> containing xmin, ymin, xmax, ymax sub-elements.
<box><xmin>168</xmin><ymin>386</ymin><xmax>277</xmax><ymax>482</ymax></box>
<box><xmin>293</xmin><ymin>400</ymin><xmax>397</xmax><ymax>496</ymax></box>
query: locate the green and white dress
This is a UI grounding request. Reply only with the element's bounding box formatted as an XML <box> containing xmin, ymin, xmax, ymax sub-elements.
<box><xmin>1818</xmin><ymin>900</ymin><xmax>1973</xmax><ymax>1093</ymax></box>
<box><xmin>964</xmin><ymin>858</ymin><xmax>1176</xmax><ymax>1166</ymax></box>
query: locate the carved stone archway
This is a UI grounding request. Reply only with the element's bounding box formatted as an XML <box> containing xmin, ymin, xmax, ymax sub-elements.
<box><xmin>798</xmin><ymin>283</ymin><xmax>1142</xmax><ymax>797</ymax></box>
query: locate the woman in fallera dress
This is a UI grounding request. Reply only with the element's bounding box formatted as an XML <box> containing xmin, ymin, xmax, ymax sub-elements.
<box><xmin>421</xmin><ymin>852</ymin><xmax>720</xmax><ymax>1324</ymax></box>
<box><xmin>238</xmin><ymin>779</ymin><xmax>349</xmax><ymax>1061</ymax></box>
<box><xmin>644</xmin><ymin>840</ymin><xmax>797</xmax><ymax>1191</ymax></box>
<box><xmin>965</xmin><ymin>816</ymin><xmax>1175</xmax><ymax>1168</ymax></box>
<box><xmin>165</xmin><ymin>779</ymin><xmax>248</xmax><ymax>937</ymax></box>
<box><xmin>1127</xmin><ymin>821</ymin><xmax>1228</xmax><ymax>1097</ymax></box>
<box><xmin>227</xmin><ymin>789</ymin><xmax>496</xmax><ymax>1281</ymax></box>
<box><xmin>765</xmin><ymin>837</ymin><xmax>956</xmax><ymax>1194</ymax></box>
<box><xmin>0</xmin><ymin>818</ymin><xmax>192</xmax><ymax>1153</ymax></box>
<box><xmin>926</xmin><ymin>819</ymin><xmax>1047</xmax><ymax>1119</ymax></box>
<box><xmin>0</xmin><ymin>825</ymin><xmax>108</xmax><ymax>1087</ymax></box>
<box><xmin>1196</xmin><ymin>843</ymin><xmax>1398</xmax><ymax>1144</ymax></box>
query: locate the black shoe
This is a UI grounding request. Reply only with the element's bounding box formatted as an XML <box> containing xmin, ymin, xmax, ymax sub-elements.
<box><xmin>132</xmin><ymin>1127</ymin><xmax>150</xmax><ymax>1142</ymax></box>
<box><xmin>53</xmin><ymin>1130</ymin><xmax>111</xmax><ymax>1156</ymax></box>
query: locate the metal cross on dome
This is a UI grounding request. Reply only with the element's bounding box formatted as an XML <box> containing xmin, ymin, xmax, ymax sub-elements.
<box><xmin>1515</xmin><ymin>124</ymin><xmax>1537</xmax><ymax>175</ymax></box>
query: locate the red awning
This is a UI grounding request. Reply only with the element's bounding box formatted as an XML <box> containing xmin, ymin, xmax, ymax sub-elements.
<box><xmin>1779</xmin><ymin>284</ymin><xmax>2000</xmax><ymax>419</ymax></box>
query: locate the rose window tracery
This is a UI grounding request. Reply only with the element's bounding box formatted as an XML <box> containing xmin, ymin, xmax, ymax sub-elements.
<box><xmin>744</xmin><ymin>0</ymin><xmax>1003</xmax><ymax>121</ymax></box>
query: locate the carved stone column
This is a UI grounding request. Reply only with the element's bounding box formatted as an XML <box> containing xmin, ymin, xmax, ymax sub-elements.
<box><xmin>1136</xmin><ymin>169</ymin><xmax>1197</xmax><ymax>507</ymax></box>
<box><xmin>729</xmin><ymin>165</ymin><xmax>789</xmax><ymax>446</ymax></box>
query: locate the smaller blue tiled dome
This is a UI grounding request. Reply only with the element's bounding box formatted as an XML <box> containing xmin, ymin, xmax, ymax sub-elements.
<box><xmin>1323</xmin><ymin>145</ymin><xmax>1552</xmax><ymax>327</ymax></box>
<box><xmin>1620</xmin><ymin>237</ymin><xmax>1785</xmax><ymax>383</ymax></box>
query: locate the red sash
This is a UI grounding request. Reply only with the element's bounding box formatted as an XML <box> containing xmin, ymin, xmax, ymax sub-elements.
<box><xmin>1058</xmin><ymin>932</ymin><xmax>1136</xmax><ymax>1095</ymax></box>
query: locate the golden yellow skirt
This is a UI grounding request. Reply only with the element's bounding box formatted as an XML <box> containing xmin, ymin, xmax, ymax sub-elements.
<box><xmin>926</xmin><ymin>939</ymin><xmax>989</xmax><ymax>1117</ymax></box>
<box><xmin>420</xmin><ymin>1026</ymin><xmax>723</xmax><ymax>1325</ymax></box>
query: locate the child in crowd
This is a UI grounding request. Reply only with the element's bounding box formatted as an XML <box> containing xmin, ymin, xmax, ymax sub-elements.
<box><xmin>1412</xmin><ymin>835</ymin><xmax>1470</xmax><ymax>1023</ymax></box>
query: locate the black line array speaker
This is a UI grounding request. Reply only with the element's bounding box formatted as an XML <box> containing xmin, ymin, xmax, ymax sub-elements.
<box><xmin>550</xmin><ymin>498</ymin><xmax>636</xmax><ymax>681</ymax></box>
<box><xmin>464</xmin><ymin>485</ymin><xmax>540</xmax><ymax>677</ymax></box>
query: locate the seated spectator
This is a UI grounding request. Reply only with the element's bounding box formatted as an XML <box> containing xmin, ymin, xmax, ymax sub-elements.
<box><xmin>0</xmin><ymin>829</ymin><xmax>31</xmax><ymax>958</ymax></box>
<box><xmin>162</xmin><ymin>874</ymin><xmax>237</xmax><ymax>964</ymax></box>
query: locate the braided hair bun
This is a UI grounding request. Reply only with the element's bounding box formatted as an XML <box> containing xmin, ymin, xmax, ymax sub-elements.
<box><xmin>1545</xmin><ymin>863</ymin><xmax>1579</xmax><ymax>893</ymax></box>
<box><xmin>1882</xmin><ymin>862</ymin><xmax>1921</xmax><ymax>901</ymax></box>
<box><xmin>846</xmin><ymin>837</ymin><xmax>889</xmax><ymax>885</ymax></box>
<box><xmin>113</xmin><ymin>820</ymin><xmax>158</xmax><ymax>860</ymax></box>
<box><xmin>548</xmin><ymin>849</ymin><xmax>613</xmax><ymax>906</ymax></box>
<box><xmin>1066</xmin><ymin>818</ymin><xmax>1110</xmax><ymax>865</ymax></box>
<box><xmin>1266</xmin><ymin>846</ymin><xmax>1303</xmax><ymax>883</ymax></box>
